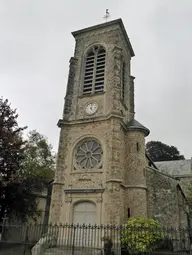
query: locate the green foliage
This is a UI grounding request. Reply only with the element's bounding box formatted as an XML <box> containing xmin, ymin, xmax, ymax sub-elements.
<box><xmin>146</xmin><ymin>141</ymin><xmax>185</xmax><ymax>162</ymax></box>
<box><xmin>0</xmin><ymin>98</ymin><xmax>27</xmax><ymax>222</ymax></box>
<box><xmin>121</xmin><ymin>217</ymin><xmax>164</xmax><ymax>253</ymax></box>
<box><xmin>14</xmin><ymin>130</ymin><xmax>55</xmax><ymax>222</ymax></box>
<box><xmin>22</xmin><ymin>130</ymin><xmax>55</xmax><ymax>184</ymax></box>
<box><xmin>0</xmin><ymin>98</ymin><xmax>55</xmax><ymax>223</ymax></box>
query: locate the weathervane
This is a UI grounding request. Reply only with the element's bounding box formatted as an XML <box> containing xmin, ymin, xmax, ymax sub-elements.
<box><xmin>103</xmin><ymin>9</ymin><xmax>110</xmax><ymax>22</ymax></box>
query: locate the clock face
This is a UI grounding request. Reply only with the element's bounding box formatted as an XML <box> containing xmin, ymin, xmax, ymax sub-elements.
<box><xmin>85</xmin><ymin>103</ymin><xmax>98</xmax><ymax>115</ymax></box>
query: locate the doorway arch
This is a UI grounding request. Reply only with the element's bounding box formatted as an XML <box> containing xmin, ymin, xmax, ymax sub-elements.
<box><xmin>73</xmin><ymin>201</ymin><xmax>96</xmax><ymax>225</ymax></box>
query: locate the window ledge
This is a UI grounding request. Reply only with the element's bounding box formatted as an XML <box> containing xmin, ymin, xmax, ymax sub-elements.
<box><xmin>70</xmin><ymin>170</ymin><xmax>103</xmax><ymax>174</ymax></box>
<box><xmin>64</xmin><ymin>188</ymin><xmax>104</xmax><ymax>194</ymax></box>
<box><xmin>78</xmin><ymin>91</ymin><xmax>105</xmax><ymax>99</ymax></box>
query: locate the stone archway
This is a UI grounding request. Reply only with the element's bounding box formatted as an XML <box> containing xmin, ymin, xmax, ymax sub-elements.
<box><xmin>73</xmin><ymin>201</ymin><xmax>96</xmax><ymax>225</ymax></box>
<box><xmin>73</xmin><ymin>201</ymin><xmax>97</xmax><ymax>247</ymax></box>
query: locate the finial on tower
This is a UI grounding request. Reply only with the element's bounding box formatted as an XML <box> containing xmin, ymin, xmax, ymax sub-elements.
<box><xmin>103</xmin><ymin>9</ymin><xmax>110</xmax><ymax>22</ymax></box>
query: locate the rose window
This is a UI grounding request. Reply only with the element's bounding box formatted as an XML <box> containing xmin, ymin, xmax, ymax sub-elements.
<box><xmin>75</xmin><ymin>139</ymin><xmax>103</xmax><ymax>169</ymax></box>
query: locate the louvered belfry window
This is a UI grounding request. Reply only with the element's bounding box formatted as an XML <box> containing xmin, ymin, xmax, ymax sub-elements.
<box><xmin>83</xmin><ymin>46</ymin><xmax>106</xmax><ymax>95</ymax></box>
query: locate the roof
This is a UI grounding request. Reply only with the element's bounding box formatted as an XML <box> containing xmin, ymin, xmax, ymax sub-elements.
<box><xmin>146</xmin><ymin>154</ymin><xmax>158</xmax><ymax>169</ymax></box>
<box><xmin>125</xmin><ymin>119</ymin><xmax>150</xmax><ymax>137</ymax></box>
<box><xmin>155</xmin><ymin>159</ymin><xmax>192</xmax><ymax>177</ymax></box>
<box><xmin>72</xmin><ymin>18</ymin><xmax>135</xmax><ymax>57</ymax></box>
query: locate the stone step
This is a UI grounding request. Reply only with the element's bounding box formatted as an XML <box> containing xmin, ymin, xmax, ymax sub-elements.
<box><xmin>43</xmin><ymin>247</ymin><xmax>102</xmax><ymax>255</ymax></box>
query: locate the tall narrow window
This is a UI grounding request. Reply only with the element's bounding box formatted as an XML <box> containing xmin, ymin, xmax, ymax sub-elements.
<box><xmin>127</xmin><ymin>208</ymin><xmax>131</xmax><ymax>218</ymax></box>
<box><xmin>83</xmin><ymin>46</ymin><xmax>106</xmax><ymax>95</ymax></box>
<box><xmin>136</xmin><ymin>142</ymin><xmax>140</xmax><ymax>152</ymax></box>
<box><xmin>122</xmin><ymin>62</ymin><xmax>126</xmax><ymax>102</ymax></box>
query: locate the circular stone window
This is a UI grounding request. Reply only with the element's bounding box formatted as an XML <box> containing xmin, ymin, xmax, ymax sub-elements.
<box><xmin>74</xmin><ymin>139</ymin><xmax>103</xmax><ymax>169</ymax></box>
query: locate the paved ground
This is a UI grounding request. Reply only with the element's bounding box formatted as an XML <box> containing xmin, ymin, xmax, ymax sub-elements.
<box><xmin>1</xmin><ymin>243</ymin><xmax>32</xmax><ymax>255</ymax></box>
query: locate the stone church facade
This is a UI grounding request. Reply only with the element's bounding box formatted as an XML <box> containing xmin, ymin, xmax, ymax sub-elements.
<box><xmin>49</xmin><ymin>19</ymin><xmax>189</xmax><ymax>229</ymax></box>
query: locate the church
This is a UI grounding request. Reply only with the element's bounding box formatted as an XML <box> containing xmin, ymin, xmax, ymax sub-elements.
<box><xmin>49</xmin><ymin>18</ymin><xmax>189</xmax><ymax>229</ymax></box>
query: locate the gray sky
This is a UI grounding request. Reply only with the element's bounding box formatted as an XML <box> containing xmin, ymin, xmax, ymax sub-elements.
<box><xmin>1</xmin><ymin>0</ymin><xmax>192</xmax><ymax>158</ymax></box>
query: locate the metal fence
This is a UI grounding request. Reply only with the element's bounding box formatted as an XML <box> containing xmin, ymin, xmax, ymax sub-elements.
<box><xmin>0</xmin><ymin>223</ymin><xmax>192</xmax><ymax>255</ymax></box>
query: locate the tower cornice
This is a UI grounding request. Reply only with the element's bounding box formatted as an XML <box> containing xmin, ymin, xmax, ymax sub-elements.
<box><xmin>72</xmin><ymin>18</ymin><xmax>135</xmax><ymax>57</ymax></box>
<box><xmin>57</xmin><ymin>113</ymin><xmax>124</xmax><ymax>128</ymax></box>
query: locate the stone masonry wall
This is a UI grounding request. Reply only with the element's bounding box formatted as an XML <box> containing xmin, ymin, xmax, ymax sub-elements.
<box><xmin>49</xmin><ymin>20</ymin><xmax>137</xmax><ymax>225</ymax></box>
<box><xmin>68</xmin><ymin>23</ymin><xmax>133</xmax><ymax>124</ymax></box>
<box><xmin>50</xmin><ymin>116</ymin><xmax>127</xmax><ymax>224</ymax></box>
<box><xmin>146</xmin><ymin>167</ymin><xmax>188</xmax><ymax>228</ymax></box>
<box><xmin>103</xmin><ymin>117</ymin><xmax>125</xmax><ymax>225</ymax></box>
<box><xmin>124</xmin><ymin>131</ymin><xmax>148</xmax><ymax>219</ymax></box>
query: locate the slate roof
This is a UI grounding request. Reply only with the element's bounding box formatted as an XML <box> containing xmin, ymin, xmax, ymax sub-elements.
<box><xmin>126</xmin><ymin>119</ymin><xmax>150</xmax><ymax>137</ymax></box>
<box><xmin>155</xmin><ymin>159</ymin><xmax>192</xmax><ymax>177</ymax></box>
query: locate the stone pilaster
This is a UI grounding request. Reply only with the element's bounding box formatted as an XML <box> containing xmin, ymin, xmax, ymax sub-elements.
<box><xmin>129</xmin><ymin>75</ymin><xmax>135</xmax><ymax>120</ymax></box>
<box><xmin>111</xmin><ymin>46</ymin><xmax>123</xmax><ymax>114</ymax></box>
<box><xmin>49</xmin><ymin>183</ymin><xmax>63</xmax><ymax>224</ymax></box>
<box><xmin>49</xmin><ymin>127</ymin><xmax>68</xmax><ymax>224</ymax></box>
<box><xmin>63</xmin><ymin>57</ymin><xmax>78</xmax><ymax>120</ymax></box>
<box><xmin>103</xmin><ymin>117</ymin><xmax>125</xmax><ymax>225</ymax></box>
<box><xmin>106</xmin><ymin>118</ymin><xmax>124</xmax><ymax>180</ymax></box>
<box><xmin>104</xmin><ymin>181</ymin><xmax>124</xmax><ymax>225</ymax></box>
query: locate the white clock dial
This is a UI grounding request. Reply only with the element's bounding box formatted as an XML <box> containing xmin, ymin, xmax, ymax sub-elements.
<box><xmin>86</xmin><ymin>103</ymin><xmax>98</xmax><ymax>115</ymax></box>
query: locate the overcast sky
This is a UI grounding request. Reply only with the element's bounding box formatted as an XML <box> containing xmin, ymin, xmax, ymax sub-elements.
<box><xmin>1</xmin><ymin>0</ymin><xmax>192</xmax><ymax>158</ymax></box>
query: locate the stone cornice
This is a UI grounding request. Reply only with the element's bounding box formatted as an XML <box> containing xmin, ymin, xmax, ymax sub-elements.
<box><xmin>72</xmin><ymin>19</ymin><xmax>135</xmax><ymax>57</ymax></box>
<box><xmin>52</xmin><ymin>181</ymin><xmax>65</xmax><ymax>185</ymax></box>
<box><xmin>78</xmin><ymin>91</ymin><xmax>105</xmax><ymax>99</ymax></box>
<box><xmin>106</xmin><ymin>179</ymin><xmax>123</xmax><ymax>183</ymax></box>
<box><xmin>120</xmin><ymin>184</ymin><xmax>147</xmax><ymax>190</ymax></box>
<box><xmin>64</xmin><ymin>188</ymin><xmax>104</xmax><ymax>194</ymax></box>
<box><xmin>69</xmin><ymin>57</ymin><xmax>78</xmax><ymax>64</ymax></box>
<box><xmin>57</xmin><ymin>113</ymin><xmax>124</xmax><ymax>127</ymax></box>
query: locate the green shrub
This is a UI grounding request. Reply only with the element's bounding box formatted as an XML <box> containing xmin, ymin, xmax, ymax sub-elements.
<box><xmin>121</xmin><ymin>217</ymin><xmax>164</xmax><ymax>253</ymax></box>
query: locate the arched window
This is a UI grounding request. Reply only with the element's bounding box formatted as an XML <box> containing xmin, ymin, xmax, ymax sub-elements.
<box><xmin>83</xmin><ymin>46</ymin><xmax>106</xmax><ymax>95</ymax></box>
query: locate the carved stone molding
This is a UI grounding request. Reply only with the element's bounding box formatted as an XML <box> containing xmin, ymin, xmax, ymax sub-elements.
<box><xmin>78</xmin><ymin>174</ymin><xmax>91</xmax><ymax>181</ymax></box>
<box><xmin>64</xmin><ymin>188</ymin><xmax>104</xmax><ymax>194</ymax></box>
<box><xmin>106</xmin><ymin>179</ymin><xmax>123</xmax><ymax>183</ymax></box>
<box><xmin>120</xmin><ymin>184</ymin><xmax>147</xmax><ymax>190</ymax></box>
<box><xmin>105</xmin><ymin>183</ymin><xmax>120</xmax><ymax>193</ymax></box>
<box><xmin>65</xmin><ymin>194</ymin><xmax>72</xmax><ymax>203</ymax></box>
<box><xmin>96</xmin><ymin>196</ymin><xmax>103</xmax><ymax>203</ymax></box>
<box><xmin>113</xmin><ymin>46</ymin><xmax>123</xmax><ymax>57</ymax></box>
<box><xmin>74</xmin><ymin>27</ymin><xmax>119</xmax><ymax>40</ymax></box>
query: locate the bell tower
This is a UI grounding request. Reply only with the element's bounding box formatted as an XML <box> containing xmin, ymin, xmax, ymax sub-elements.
<box><xmin>49</xmin><ymin>19</ymin><xmax>150</xmax><ymax>225</ymax></box>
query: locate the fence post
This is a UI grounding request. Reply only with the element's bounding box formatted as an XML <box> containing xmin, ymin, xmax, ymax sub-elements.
<box><xmin>72</xmin><ymin>225</ymin><xmax>76</xmax><ymax>255</ymax></box>
<box><xmin>23</xmin><ymin>225</ymin><xmax>29</xmax><ymax>255</ymax></box>
<box><xmin>0</xmin><ymin>216</ymin><xmax>7</xmax><ymax>250</ymax></box>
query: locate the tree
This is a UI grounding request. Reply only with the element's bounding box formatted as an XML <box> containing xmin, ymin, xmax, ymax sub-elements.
<box><xmin>17</xmin><ymin>130</ymin><xmax>55</xmax><ymax>222</ymax></box>
<box><xmin>0</xmin><ymin>98</ymin><xmax>27</xmax><ymax>223</ymax></box>
<box><xmin>146</xmin><ymin>141</ymin><xmax>185</xmax><ymax>162</ymax></box>
<box><xmin>0</xmin><ymin>98</ymin><xmax>55</xmax><ymax>223</ymax></box>
<box><xmin>22</xmin><ymin>130</ymin><xmax>55</xmax><ymax>185</ymax></box>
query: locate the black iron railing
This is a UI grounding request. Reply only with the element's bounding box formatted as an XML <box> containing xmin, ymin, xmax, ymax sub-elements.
<box><xmin>0</xmin><ymin>223</ymin><xmax>191</xmax><ymax>255</ymax></box>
